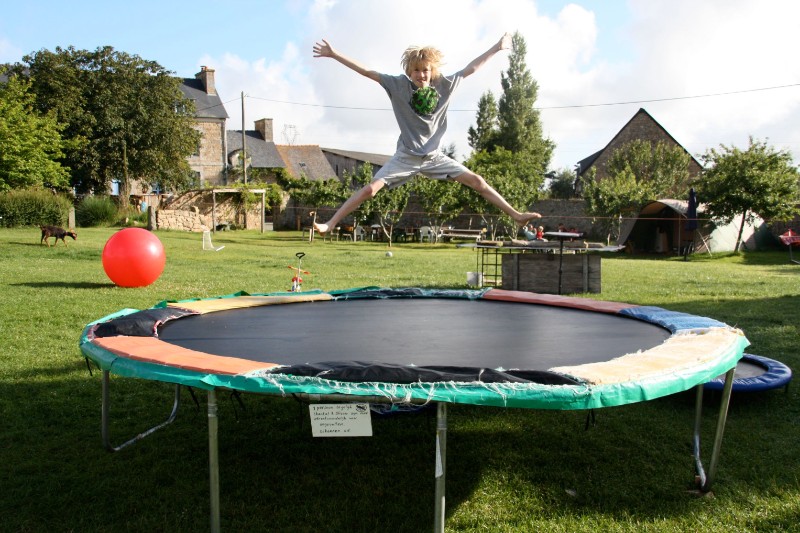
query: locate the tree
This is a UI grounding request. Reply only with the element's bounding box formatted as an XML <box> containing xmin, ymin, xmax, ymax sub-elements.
<box><xmin>547</xmin><ymin>168</ymin><xmax>577</xmax><ymax>199</ymax></box>
<box><xmin>351</xmin><ymin>163</ymin><xmax>410</xmax><ymax>246</ymax></box>
<box><xmin>464</xmin><ymin>32</ymin><xmax>553</xmax><ymax>234</ymax></box>
<box><xmin>582</xmin><ymin>139</ymin><xmax>694</xmax><ymax>242</ymax></box>
<box><xmin>15</xmin><ymin>46</ymin><xmax>200</xmax><ymax>204</ymax></box>
<box><xmin>495</xmin><ymin>32</ymin><xmax>554</xmax><ymax>164</ymax></box>
<box><xmin>606</xmin><ymin>139</ymin><xmax>692</xmax><ymax>199</ymax></box>
<box><xmin>412</xmin><ymin>176</ymin><xmax>464</xmax><ymax>237</ymax></box>
<box><xmin>277</xmin><ymin>172</ymin><xmax>347</xmax><ymax>230</ymax></box>
<box><xmin>464</xmin><ymin>147</ymin><xmax>541</xmax><ymax>239</ymax></box>
<box><xmin>467</xmin><ymin>91</ymin><xmax>498</xmax><ymax>152</ymax></box>
<box><xmin>0</xmin><ymin>71</ymin><xmax>69</xmax><ymax>191</ymax></box>
<box><xmin>698</xmin><ymin>137</ymin><xmax>800</xmax><ymax>251</ymax></box>
<box><xmin>581</xmin><ymin>166</ymin><xmax>643</xmax><ymax>243</ymax></box>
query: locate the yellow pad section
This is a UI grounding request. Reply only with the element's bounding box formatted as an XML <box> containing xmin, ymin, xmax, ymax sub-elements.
<box><xmin>551</xmin><ymin>327</ymin><xmax>746</xmax><ymax>385</ymax></box>
<box><xmin>167</xmin><ymin>293</ymin><xmax>333</xmax><ymax>314</ymax></box>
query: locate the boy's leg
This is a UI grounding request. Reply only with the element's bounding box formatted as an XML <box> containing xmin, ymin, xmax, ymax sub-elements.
<box><xmin>314</xmin><ymin>180</ymin><xmax>386</xmax><ymax>234</ymax></box>
<box><xmin>453</xmin><ymin>170</ymin><xmax>541</xmax><ymax>225</ymax></box>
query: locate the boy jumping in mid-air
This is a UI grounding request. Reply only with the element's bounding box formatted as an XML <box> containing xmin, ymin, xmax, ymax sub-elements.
<box><xmin>312</xmin><ymin>33</ymin><xmax>542</xmax><ymax>235</ymax></box>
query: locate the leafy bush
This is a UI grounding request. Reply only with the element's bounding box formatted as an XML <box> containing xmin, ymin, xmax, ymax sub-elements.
<box><xmin>75</xmin><ymin>195</ymin><xmax>118</xmax><ymax>227</ymax></box>
<box><xmin>118</xmin><ymin>206</ymin><xmax>149</xmax><ymax>227</ymax></box>
<box><xmin>0</xmin><ymin>188</ymin><xmax>73</xmax><ymax>227</ymax></box>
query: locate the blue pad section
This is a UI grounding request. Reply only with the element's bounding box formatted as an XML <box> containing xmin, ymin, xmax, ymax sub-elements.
<box><xmin>705</xmin><ymin>354</ymin><xmax>793</xmax><ymax>392</ymax></box>
<box><xmin>619</xmin><ymin>306</ymin><xmax>728</xmax><ymax>333</ymax></box>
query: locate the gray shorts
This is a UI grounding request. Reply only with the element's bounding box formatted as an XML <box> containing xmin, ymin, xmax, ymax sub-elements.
<box><xmin>373</xmin><ymin>150</ymin><xmax>469</xmax><ymax>189</ymax></box>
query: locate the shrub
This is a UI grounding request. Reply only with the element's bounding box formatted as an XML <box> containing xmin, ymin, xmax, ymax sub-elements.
<box><xmin>117</xmin><ymin>206</ymin><xmax>149</xmax><ymax>227</ymax></box>
<box><xmin>75</xmin><ymin>196</ymin><xmax>118</xmax><ymax>227</ymax></box>
<box><xmin>0</xmin><ymin>188</ymin><xmax>73</xmax><ymax>227</ymax></box>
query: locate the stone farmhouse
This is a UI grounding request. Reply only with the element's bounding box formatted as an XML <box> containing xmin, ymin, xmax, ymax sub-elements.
<box><xmin>179</xmin><ymin>66</ymin><xmax>390</xmax><ymax>189</ymax></box>
<box><xmin>181</xmin><ymin>66</ymin><xmax>229</xmax><ymax>185</ymax></box>
<box><xmin>166</xmin><ymin>66</ymin><xmax>399</xmax><ymax>230</ymax></box>
<box><xmin>574</xmin><ymin>107</ymin><xmax>703</xmax><ymax>196</ymax></box>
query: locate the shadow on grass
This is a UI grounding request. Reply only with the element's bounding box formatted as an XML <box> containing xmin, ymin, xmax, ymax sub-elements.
<box><xmin>8</xmin><ymin>240</ymin><xmax>67</xmax><ymax>247</ymax></box>
<box><xmin>11</xmin><ymin>281</ymin><xmax>115</xmax><ymax>289</ymax></box>
<box><xmin>3</xmin><ymin>361</ymin><xmax>799</xmax><ymax>532</ymax></box>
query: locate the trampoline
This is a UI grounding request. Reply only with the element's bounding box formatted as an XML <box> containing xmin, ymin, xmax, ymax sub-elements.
<box><xmin>80</xmin><ymin>287</ymin><xmax>749</xmax><ymax>532</ymax></box>
<box><xmin>705</xmin><ymin>353</ymin><xmax>792</xmax><ymax>393</ymax></box>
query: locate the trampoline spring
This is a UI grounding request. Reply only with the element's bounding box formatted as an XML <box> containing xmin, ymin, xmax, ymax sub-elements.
<box><xmin>186</xmin><ymin>387</ymin><xmax>201</xmax><ymax>411</ymax></box>
<box><xmin>584</xmin><ymin>409</ymin><xmax>596</xmax><ymax>431</ymax></box>
<box><xmin>289</xmin><ymin>394</ymin><xmax>308</xmax><ymax>433</ymax></box>
<box><xmin>228</xmin><ymin>390</ymin><xmax>246</xmax><ymax>421</ymax></box>
<box><xmin>84</xmin><ymin>357</ymin><xmax>94</xmax><ymax>377</ymax></box>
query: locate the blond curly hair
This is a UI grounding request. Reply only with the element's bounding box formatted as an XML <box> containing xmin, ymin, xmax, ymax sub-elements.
<box><xmin>401</xmin><ymin>45</ymin><xmax>444</xmax><ymax>79</ymax></box>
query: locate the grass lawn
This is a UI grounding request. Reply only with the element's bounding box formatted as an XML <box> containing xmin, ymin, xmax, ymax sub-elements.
<box><xmin>1</xmin><ymin>226</ymin><xmax>798</xmax><ymax>532</ymax></box>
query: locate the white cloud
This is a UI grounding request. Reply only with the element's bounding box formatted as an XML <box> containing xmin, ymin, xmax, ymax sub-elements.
<box><xmin>206</xmin><ymin>0</ymin><xmax>800</xmax><ymax>170</ymax></box>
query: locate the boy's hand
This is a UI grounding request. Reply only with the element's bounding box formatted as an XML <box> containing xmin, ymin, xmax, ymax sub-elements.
<box><xmin>313</xmin><ymin>39</ymin><xmax>334</xmax><ymax>58</ymax></box>
<box><xmin>498</xmin><ymin>32</ymin><xmax>512</xmax><ymax>51</ymax></box>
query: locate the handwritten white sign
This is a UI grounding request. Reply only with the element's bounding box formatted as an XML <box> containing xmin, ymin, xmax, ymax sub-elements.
<box><xmin>309</xmin><ymin>403</ymin><xmax>373</xmax><ymax>437</ymax></box>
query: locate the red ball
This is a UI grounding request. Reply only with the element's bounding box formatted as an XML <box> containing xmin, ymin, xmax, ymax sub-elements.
<box><xmin>102</xmin><ymin>228</ymin><xmax>166</xmax><ymax>287</ymax></box>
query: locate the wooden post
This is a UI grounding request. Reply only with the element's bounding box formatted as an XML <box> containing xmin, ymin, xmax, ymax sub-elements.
<box><xmin>212</xmin><ymin>190</ymin><xmax>217</xmax><ymax>233</ymax></box>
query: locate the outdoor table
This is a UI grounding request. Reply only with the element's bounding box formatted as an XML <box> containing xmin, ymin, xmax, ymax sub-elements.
<box><xmin>544</xmin><ymin>232</ymin><xmax>582</xmax><ymax>294</ymax></box>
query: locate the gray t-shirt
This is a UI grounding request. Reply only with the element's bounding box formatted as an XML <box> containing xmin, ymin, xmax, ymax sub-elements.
<box><xmin>379</xmin><ymin>71</ymin><xmax>465</xmax><ymax>157</ymax></box>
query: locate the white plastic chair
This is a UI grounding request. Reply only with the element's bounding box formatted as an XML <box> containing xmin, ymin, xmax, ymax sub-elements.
<box><xmin>419</xmin><ymin>226</ymin><xmax>434</xmax><ymax>243</ymax></box>
<box><xmin>202</xmin><ymin>230</ymin><xmax>225</xmax><ymax>251</ymax></box>
<box><xmin>354</xmin><ymin>226</ymin><xmax>366</xmax><ymax>241</ymax></box>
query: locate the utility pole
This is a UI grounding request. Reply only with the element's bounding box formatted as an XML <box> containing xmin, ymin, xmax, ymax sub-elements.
<box><xmin>241</xmin><ymin>91</ymin><xmax>247</xmax><ymax>184</ymax></box>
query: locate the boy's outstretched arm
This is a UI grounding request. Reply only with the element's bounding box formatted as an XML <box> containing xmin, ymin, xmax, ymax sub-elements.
<box><xmin>313</xmin><ymin>39</ymin><xmax>381</xmax><ymax>82</ymax></box>
<box><xmin>461</xmin><ymin>32</ymin><xmax>513</xmax><ymax>78</ymax></box>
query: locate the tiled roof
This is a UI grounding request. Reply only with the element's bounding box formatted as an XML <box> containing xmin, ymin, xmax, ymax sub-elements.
<box><xmin>227</xmin><ymin>131</ymin><xmax>286</xmax><ymax>169</ymax></box>
<box><xmin>179</xmin><ymin>78</ymin><xmax>228</xmax><ymax>120</ymax></box>
<box><xmin>276</xmin><ymin>145</ymin><xmax>337</xmax><ymax>181</ymax></box>
<box><xmin>321</xmin><ymin>148</ymin><xmax>392</xmax><ymax>166</ymax></box>
<box><xmin>576</xmin><ymin>149</ymin><xmax>602</xmax><ymax>175</ymax></box>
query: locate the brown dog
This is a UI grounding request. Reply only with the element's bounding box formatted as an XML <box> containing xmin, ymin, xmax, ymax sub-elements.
<box><xmin>40</xmin><ymin>225</ymin><xmax>77</xmax><ymax>247</ymax></box>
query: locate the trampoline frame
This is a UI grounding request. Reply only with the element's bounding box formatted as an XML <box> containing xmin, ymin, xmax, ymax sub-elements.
<box><xmin>82</xmin><ymin>288</ymin><xmax>746</xmax><ymax>533</ymax></box>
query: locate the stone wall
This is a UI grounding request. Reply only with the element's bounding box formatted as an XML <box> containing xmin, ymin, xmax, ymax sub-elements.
<box><xmin>187</xmin><ymin>120</ymin><xmax>227</xmax><ymax>186</ymax></box>
<box><xmin>158</xmin><ymin>190</ymin><xmax>266</xmax><ymax>231</ymax></box>
<box><xmin>155</xmin><ymin>207</ymin><xmax>210</xmax><ymax>232</ymax></box>
<box><xmin>530</xmin><ymin>198</ymin><xmax>596</xmax><ymax>236</ymax></box>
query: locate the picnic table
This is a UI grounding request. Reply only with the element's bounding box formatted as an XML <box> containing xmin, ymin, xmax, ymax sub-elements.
<box><xmin>439</xmin><ymin>228</ymin><xmax>484</xmax><ymax>242</ymax></box>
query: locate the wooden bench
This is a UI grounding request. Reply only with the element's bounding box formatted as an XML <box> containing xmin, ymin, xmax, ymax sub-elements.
<box><xmin>440</xmin><ymin>228</ymin><xmax>484</xmax><ymax>242</ymax></box>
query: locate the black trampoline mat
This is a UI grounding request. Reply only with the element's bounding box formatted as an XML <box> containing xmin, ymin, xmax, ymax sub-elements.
<box><xmin>159</xmin><ymin>298</ymin><xmax>670</xmax><ymax>370</ymax></box>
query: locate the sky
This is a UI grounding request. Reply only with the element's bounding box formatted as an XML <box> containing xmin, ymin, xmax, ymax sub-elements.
<box><xmin>3</xmin><ymin>0</ymin><xmax>800</xmax><ymax>172</ymax></box>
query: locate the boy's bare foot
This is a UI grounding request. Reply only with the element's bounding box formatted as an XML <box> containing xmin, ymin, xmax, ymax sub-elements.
<box><xmin>515</xmin><ymin>212</ymin><xmax>542</xmax><ymax>226</ymax></box>
<box><xmin>313</xmin><ymin>222</ymin><xmax>329</xmax><ymax>234</ymax></box>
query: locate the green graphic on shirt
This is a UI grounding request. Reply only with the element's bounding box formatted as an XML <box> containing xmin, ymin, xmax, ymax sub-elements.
<box><xmin>410</xmin><ymin>86</ymin><xmax>440</xmax><ymax>116</ymax></box>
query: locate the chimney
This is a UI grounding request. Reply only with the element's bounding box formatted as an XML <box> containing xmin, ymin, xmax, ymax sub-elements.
<box><xmin>255</xmin><ymin>118</ymin><xmax>274</xmax><ymax>142</ymax></box>
<box><xmin>195</xmin><ymin>66</ymin><xmax>216</xmax><ymax>95</ymax></box>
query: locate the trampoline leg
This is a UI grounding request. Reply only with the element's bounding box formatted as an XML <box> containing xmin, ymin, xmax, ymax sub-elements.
<box><xmin>208</xmin><ymin>389</ymin><xmax>221</xmax><ymax>533</ymax></box>
<box><xmin>434</xmin><ymin>402</ymin><xmax>447</xmax><ymax>533</ymax></box>
<box><xmin>693</xmin><ymin>368</ymin><xmax>735</xmax><ymax>492</ymax></box>
<box><xmin>101</xmin><ymin>370</ymin><xmax>181</xmax><ymax>452</ymax></box>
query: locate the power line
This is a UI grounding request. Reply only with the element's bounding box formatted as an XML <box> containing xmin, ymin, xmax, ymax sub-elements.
<box><xmin>248</xmin><ymin>94</ymin><xmax>390</xmax><ymax>111</ymax></box>
<box><xmin>537</xmin><ymin>83</ymin><xmax>800</xmax><ymax>110</ymax></box>
<box><xmin>197</xmin><ymin>82</ymin><xmax>800</xmax><ymax>114</ymax></box>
